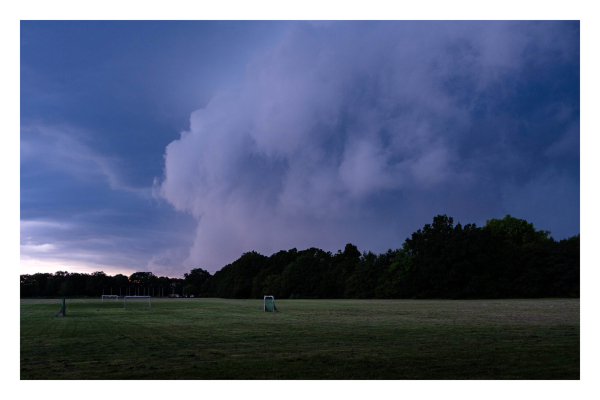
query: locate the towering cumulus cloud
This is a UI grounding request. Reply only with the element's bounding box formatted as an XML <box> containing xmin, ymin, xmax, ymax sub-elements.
<box><xmin>158</xmin><ymin>21</ymin><xmax>579</xmax><ymax>273</ymax></box>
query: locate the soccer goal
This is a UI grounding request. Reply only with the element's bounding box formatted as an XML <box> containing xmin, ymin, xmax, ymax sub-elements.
<box><xmin>264</xmin><ymin>295</ymin><xmax>278</xmax><ymax>313</ymax></box>
<box><xmin>102</xmin><ymin>295</ymin><xmax>119</xmax><ymax>302</ymax></box>
<box><xmin>124</xmin><ymin>296</ymin><xmax>151</xmax><ymax>309</ymax></box>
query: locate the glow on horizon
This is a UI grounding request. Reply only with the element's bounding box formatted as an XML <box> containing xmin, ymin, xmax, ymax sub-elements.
<box><xmin>19</xmin><ymin>257</ymin><xmax>151</xmax><ymax>278</ymax></box>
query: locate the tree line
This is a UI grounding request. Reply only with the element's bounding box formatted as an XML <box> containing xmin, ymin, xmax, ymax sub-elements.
<box><xmin>187</xmin><ymin>215</ymin><xmax>579</xmax><ymax>299</ymax></box>
<box><xmin>21</xmin><ymin>215</ymin><xmax>579</xmax><ymax>299</ymax></box>
<box><xmin>20</xmin><ymin>271</ymin><xmax>184</xmax><ymax>298</ymax></box>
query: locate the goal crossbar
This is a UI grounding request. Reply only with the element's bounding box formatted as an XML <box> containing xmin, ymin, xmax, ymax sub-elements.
<box><xmin>124</xmin><ymin>295</ymin><xmax>151</xmax><ymax>309</ymax></box>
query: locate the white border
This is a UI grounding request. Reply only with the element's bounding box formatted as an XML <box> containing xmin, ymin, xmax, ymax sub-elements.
<box><xmin>8</xmin><ymin>2</ymin><xmax>595</xmax><ymax>399</ymax></box>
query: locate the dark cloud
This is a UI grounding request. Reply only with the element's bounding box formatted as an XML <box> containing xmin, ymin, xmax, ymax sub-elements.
<box><xmin>20</xmin><ymin>21</ymin><xmax>292</xmax><ymax>188</ymax></box>
<box><xmin>20</xmin><ymin>21</ymin><xmax>291</xmax><ymax>276</ymax></box>
<box><xmin>159</xmin><ymin>21</ymin><xmax>579</xmax><ymax>272</ymax></box>
<box><xmin>20</xmin><ymin>21</ymin><xmax>579</xmax><ymax>276</ymax></box>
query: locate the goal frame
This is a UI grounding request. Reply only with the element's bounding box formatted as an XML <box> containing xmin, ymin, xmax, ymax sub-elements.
<box><xmin>102</xmin><ymin>295</ymin><xmax>119</xmax><ymax>302</ymax></box>
<box><xmin>124</xmin><ymin>295</ymin><xmax>151</xmax><ymax>309</ymax></box>
<box><xmin>264</xmin><ymin>295</ymin><xmax>277</xmax><ymax>312</ymax></box>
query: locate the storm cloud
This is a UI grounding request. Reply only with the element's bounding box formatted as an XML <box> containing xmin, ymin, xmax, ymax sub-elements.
<box><xmin>158</xmin><ymin>21</ymin><xmax>580</xmax><ymax>273</ymax></box>
<box><xmin>19</xmin><ymin>21</ymin><xmax>579</xmax><ymax>277</ymax></box>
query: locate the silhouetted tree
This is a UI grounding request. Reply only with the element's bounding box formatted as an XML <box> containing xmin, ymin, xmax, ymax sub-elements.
<box><xmin>184</xmin><ymin>268</ymin><xmax>211</xmax><ymax>296</ymax></box>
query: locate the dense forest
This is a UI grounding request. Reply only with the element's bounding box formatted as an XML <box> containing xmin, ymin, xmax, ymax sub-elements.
<box><xmin>20</xmin><ymin>271</ymin><xmax>184</xmax><ymax>298</ymax></box>
<box><xmin>21</xmin><ymin>215</ymin><xmax>580</xmax><ymax>299</ymax></box>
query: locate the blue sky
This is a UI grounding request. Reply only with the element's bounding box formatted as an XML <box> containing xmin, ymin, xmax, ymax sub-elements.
<box><xmin>20</xmin><ymin>21</ymin><xmax>580</xmax><ymax>277</ymax></box>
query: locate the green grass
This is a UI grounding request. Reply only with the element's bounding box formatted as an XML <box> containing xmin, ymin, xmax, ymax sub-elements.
<box><xmin>20</xmin><ymin>298</ymin><xmax>579</xmax><ymax>379</ymax></box>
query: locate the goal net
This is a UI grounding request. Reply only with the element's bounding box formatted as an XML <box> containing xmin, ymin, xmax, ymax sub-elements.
<box><xmin>102</xmin><ymin>295</ymin><xmax>119</xmax><ymax>302</ymax></box>
<box><xmin>124</xmin><ymin>296</ymin><xmax>151</xmax><ymax>309</ymax></box>
<box><xmin>264</xmin><ymin>296</ymin><xmax>278</xmax><ymax>312</ymax></box>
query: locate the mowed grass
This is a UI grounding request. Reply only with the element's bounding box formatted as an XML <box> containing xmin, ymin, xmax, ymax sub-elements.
<box><xmin>20</xmin><ymin>298</ymin><xmax>579</xmax><ymax>379</ymax></box>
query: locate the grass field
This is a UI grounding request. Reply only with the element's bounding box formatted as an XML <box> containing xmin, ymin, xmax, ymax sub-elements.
<box><xmin>20</xmin><ymin>298</ymin><xmax>579</xmax><ymax>379</ymax></box>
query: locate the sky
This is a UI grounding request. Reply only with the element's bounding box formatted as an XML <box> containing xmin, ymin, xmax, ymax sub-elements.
<box><xmin>20</xmin><ymin>20</ymin><xmax>580</xmax><ymax>277</ymax></box>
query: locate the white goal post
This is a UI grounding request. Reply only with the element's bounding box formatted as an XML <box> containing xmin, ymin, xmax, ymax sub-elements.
<box><xmin>264</xmin><ymin>295</ymin><xmax>278</xmax><ymax>312</ymax></box>
<box><xmin>102</xmin><ymin>295</ymin><xmax>119</xmax><ymax>302</ymax></box>
<box><xmin>124</xmin><ymin>295</ymin><xmax>151</xmax><ymax>309</ymax></box>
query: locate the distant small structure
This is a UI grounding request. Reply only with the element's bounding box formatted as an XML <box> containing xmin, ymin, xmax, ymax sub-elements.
<box><xmin>55</xmin><ymin>298</ymin><xmax>66</xmax><ymax>317</ymax></box>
